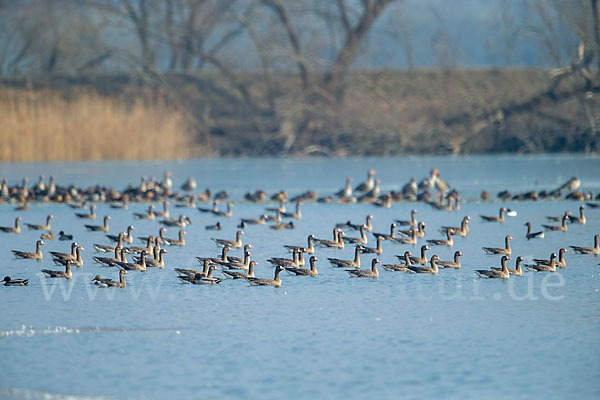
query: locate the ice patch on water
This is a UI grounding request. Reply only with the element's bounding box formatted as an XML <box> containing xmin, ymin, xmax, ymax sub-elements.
<box><xmin>0</xmin><ymin>387</ymin><xmax>122</xmax><ymax>399</ymax></box>
<box><xmin>0</xmin><ymin>325</ymin><xmax>189</xmax><ymax>338</ymax></box>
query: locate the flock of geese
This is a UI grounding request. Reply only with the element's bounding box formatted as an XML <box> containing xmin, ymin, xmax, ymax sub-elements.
<box><xmin>1</xmin><ymin>171</ymin><xmax>598</xmax><ymax>288</ymax></box>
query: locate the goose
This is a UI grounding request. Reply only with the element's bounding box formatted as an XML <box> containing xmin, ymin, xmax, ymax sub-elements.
<box><xmin>437</xmin><ymin>251</ymin><xmax>463</xmax><ymax>269</ymax></box>
<box><xmin>314</xmin><ymin>228</ymin><xmax>344</xmax><ymax>249</ymax></box>
<box><xmin>336</xmin><ymin>215</ymin><xmax>374</xmax><ymax>232</ymax></box>
<box><xmin>53</xmin><ymin>246</ymin><xmax>84</xmax><ymax>267</ymax></box>
<box><xmin>125</xmin><ymin>236</ymin><xmax>154</xmax><ymax>254</ymax></box>
<box><xmin>3</xmin><ymin>276</ymin><xmax>29</xmax><ymax>286</ymax></box>
<box><xmin>399</xmin><ymin>222</ymin><xmax>426</xmax><ymax>238</ymax></box>
<box><xmin>482</xmin><ymin>236</ymin><xmax>512</xmax><ymax>255</ymax></box>
<box><xmin>265</xmin><ymin>199</ymin><xmax>286</xmax><ymax>213</ymax></box>
<box><xmin>406</xmin><ymin>255</ymin><xmax>439</xmax><ymax>274</ymax></box>
<box><xmin>94</xmin><ymin>233</ymin><xmax>124</xmax><ymax>253</ymax></box>
<box><xmin>40</xmin><ymin>231</ymin><xmax>54</xmax><ymax>240</ymax></box>
<box><xmin>284</xmin><ymin>235</ymin><xmax>315</xmax><ymax>255</ymax></box>
<box><xmin>181</xmin><ymin>177</ymin><xmax>197</xmax><ymax>192</ymax></box>
<box><xmin>374</xmin><ymin>193</ymin><xmax>392</xmax><ymax>208</ymax></box>
<box><xmin>196</xmin><ymin>245</ymin><xmax>232</xmax><ymax>265</ymax></box>
<box><xmin>211</xmin><ymin>201</ymin><xmax>233</xmax><ymax>218</ymax></box>
<box><xmin>267</xmin><ymin>209</ymin><xmax>282</xmax><ymax>223</ymax></box>
<box><xmin>222</xmin><ymin>261</ymin><xmax>257</xmax><ymax>279</ymax></box>
<box><xmin>426</xmin><ymin>230</ymin><xmax>453</xmax><ymax>247</ymax></box>
<box><xmin>75</xmin><ymin>205</ymin><xmax>96</xmax><ymax>219</ymax></box>
<box><xmin>223</xmin><ymin>244</ymin><xmax>253</xmax><ymax>264</ymax></box>
<box><xmin>382</xmin><ymin>252</ymin><xmax>412</xmax><ymax>272</ymax></box>
<box><xmin>0</xmin><ymin>217</ymin><xmax>22</xmax><ymax>233</ymax></box>
<box><xmin>25</xmin><ymin>215</ymin><xmax>53</xmax><ymax>231</ymax></box>
<box><xmin>335</xmin><ymin>177</ymin><xmax>353</xmax><ymax>198</ymax></box>
<box><xmin>558</xmin><ymin>177</ymin><xmax>580</xmax><ymax>193</ymax></box>
<box><xmin>175</xmin><ymin>195</ymin><xmax>196</xmax><ymax>209</ymax></box>
<box><xmin>524</xmin><ymin>222</ymin><xmax>545</xmax><ymax>239</ymax></box>
<box><xmin>569</xmin><ymin>234</ymin><xmax>599</xmax><ymax>255</ymax></box>
<box><xmin>137</xmin><ymin>249</ymin><xmax>167</xmax><ymax>268</ymax></box>
<box><xmin>408</xmin><ymin>245</ymin><xmax>430</xmax><ymax>265</ymax></box>
<box><xmin>492</xmin><ymin>256</ymin><xmax>523</xmax><ymax>276</ymax></box>
<box><xmin>115</xmin><ymin>250</ymin><xmax>147</xmax><ymax>271</ymax></box>
<box><xmin>392</xmin><ymin>226</ymin><xmax>417</xmax><ymax>245</ymax></box>
<box><xmin>440</xmin><ymin>216</ymin><xmax>470</xmax><ymax>237</ymax></box>
<box><xmin>480</xmin><ymin>207</ymin><xmax>507</xmax><ymax>223</ymax></box>
<box><xmin>360</xmin><ymin>236</ymin><xmax>383</xmax><ymax>255</ymax></box>
<box><xmin>85</xmin><ymin>216</ymin><xmax>111</xmax><ymax>232</ymax></box>
<box><xmin>281</xmin><ymin>200</ymin><xmax>302</xmax><ymax>219</ymax></box>
<box><xmin>68</xmin><ymin>200</ymin><xmax>88</xmax><ymax>210</ymax></box>
<box><xmin>205</xmin><ymin>221</ymin><xmax>221</xmax><ymax>230</ymax></box>
<box><xmin>176</xmin><ymin>260</ymin><xmax>213</xmax><ymax>279</ymax></box>
<box><xmin>163</xmin><ymin>230</ymin><xmax>185</xmax><ymax>246</ymax></box>
<box><xmin>247</xmin><ymin>265</ymin><xmax>285</xmax><ymax>287</ymax></box>
<box><xmin>542</xmin><ymin>212</ymin><xmax>570</xmax><ymax>232</ymax></box>
<box><xmin>241</xmin><ymin>214</ymin><xmax>268</xmax><ymax>225</ymax></box>
<box><xmin>218</xmin><ymin>251</ymin><xmax>253</xmax><ymax>270</ymax></box>
<box><xmin>475</xmin><ymin>256</ymin><xmax>510</xmax><ymax>278</ymax></box>
<box><xmin>95</xmin><ymin>269</ymin><xmax>128</xmax><ymax>288</ymax></box>
<box><xmin>373</xmin><ymin>223</ymin><xmax>397</xmax><ymax>241</ymax></box>
<box><xmin>568</xmin><ymin>205</ymin><xmax>586</xmax><ymax>224</ymax></box>
<box><xmin>328</xmin><ymin>245</ymin><xmax>362</xmax><ymax>269</ymax></box>
<box><xmin>58</xmin><ymin>231</ymin><xmax>73</xmax><ymax>241</ymax></box>
<box><xmin>354</xmin><ymin>169</ymin><xmax>376</xmax><ymax>193</ymax></box>
<box><xmin>347</xmin><ymin>258</ymin><xmax>379</xmax><ymax>278</ymax></box>
<box><xmin>139</xmin><ymin>228</ymin><xmax>165</xmax><ymax>243</ymax></box>
<box><xmin>41</xmin><ymin>261</ymin><xmax>73</xmax><ymax>279</ymax></box>
<box><xmin>107</xmin><ymin>226</ymin><xmax>135</xmax><ymax>244</ymax></box>
<box><xmin>12</xmin><ymin>240</ymin><xmax>44</xmax><ymax>260</ymax></box>
<box><xmin>395</xmin><ymin>209</ymin><xmax>418</xmax><ymax>227</ymax></box>
<box><xmin>269</xmin><ymin>221</ymin><xmax>295</xmax><ymax>230</ymax></box>
<box><xmin>154</xmin><ymin>201</ymin><xmax>170</xmax><ymax>218</ymax></box>
<box><xmin>343</xmin><ymin>225</ymin><xmax>368</xmax><ymax>244</ymax></box>
<box><xmin>14</xmin><ymin>200</ymin><xmax>29</xmax><ymax>211</ymax></box>
<box><xmin>160</xmin><ymin>214</ymin><xmax>190</xmax><ymax>228</ymax></box>
<box><xmin>133</xmin><ymin>205</ymin><xmax>155</xmax><ymax>220</ymax></box>
<box><xmin>525</xmin><ymin>253</ymin><xmax>557</xmax><ymax>272</ymax></box>
<box><xmin>212</xmin><ymin>230</ymin><xmax>244</xmax><ymax>248</ymax></box>
<box><xmin>93</xmin><ymin>246</ymin><xmax>124</xmax><ymax>267</ymax></box>
<box><xmin>50</xmin><ymin>242</ymin><xmax>78</xmax><ymax>259</ymax></box>
<box><xmin>534</xmin><ymin>248</ymin><xmax>567</xmax><ymax>268</ymax></box>
<box><xmin>268</xmin><ymin>249</ymin><xmax>303</xmax><ymax>268</ymax></box>
<box><xmin>286</xmin><ymin>256</ymin><xmax>318</xmax><ymax>277</ymax></box>
<box><xmin>109</xmin><ymin>195</ymin><xmax>129</xmax><ymax>210</ymax></box>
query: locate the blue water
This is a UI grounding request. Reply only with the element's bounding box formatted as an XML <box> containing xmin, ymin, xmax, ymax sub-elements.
<box><xmin>1</xmin><ymin>155</ymin><xmax>599</xmax><ymax>400</ymax></box>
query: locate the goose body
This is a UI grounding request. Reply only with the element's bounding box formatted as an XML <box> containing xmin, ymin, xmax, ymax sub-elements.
<box><xmin>85</xmin><ymin>216</ymin><xmax>111</xmax><ymax>232</ymax></box>
<box><xmin>525</xmin><ymin>254</ymin><xmax>557</xmax><ymax>272</ymax></box>
<box><xmin>115</xmin><ymin>251</ymin><xmax>147</xmax><ymax>271</ymax></box>
<box><xmin>569</xmin><ymin>234</ymin><xmax>599</xmax><ymax>255</ymax></box>
<box><xmin>284</xmin><ymin>235</ymin><xmax>315</xmax><ymax>255</ymax></box>
<box><xmin>53</xmin><ymin>246</ymin><xmax>84</xmax><ymax>267</ymax></box>
<box><xmin>395</xmin><ymin>210</ymin><xmax>418</xmax><ymax>227</ymax></box>
<box><xmin>406</xmin><ymin>255</ymin><xmax>439</xmax><ymax>274</ymax></box>
<box><xmin>408</xmin><ymin>246</ymin><xmax>430</xmax><ymax>265</ymax></box>
<box><xmin>212</xmin><ymin>230</ymin><xmax>244</xmax><ymax>248</ymax></box>
<box><xmin>492</xmin><ymin>256</ymin><xmax>523</xmax><ymax>276</ymax></box>
<box><xmin>25</xmin><ymin>215</ymin><xmax>53</xmax><ymax>231</ymax></box>
<box><xmin>12</xmin><ymin>240</ymin><xmax>45</xmax><ymax>260</ymax></box>
<box><xmin>542</xmin><ymin>212</ymin><xmax>570</xmax><ymax>232</ymax></box>
<box><xmin>426</xmin><ymin>230</ymin><xmax>453</xmax><ymax>247</ymax></box>
<box><xmin>399</xmin><ymin>222</ymin><xmax>426</xmax><ymax>238</ymax></box>
<box><xmin>437</xmin><ymin>251</ymin><xmax>463</xmax><ymax>269</ymax></box>
<box><xmin>524</xmin><ymin>222</ymin><xmax>545</xmax><ymax>239</ymax></box>
<box><xmin>480</xmin><ymin>207</ymin><xmax>507</xmax><ymax>223</ymax></box>
<box><xmin>94</xmin><ymin>269</ymin><xmax>127</xmax><ymax>287</ymax></box>
<box><xmin>106</xmin><ymin>226</ymin><xmax>135</xmax><ymax>244</ymax></box>
<box><xmin>314</xmin><ymin>229</ymin><xmax>344</xmax><ymax>249</ymax></box>
<box><xmin>163</xmin><ymin>230</ymin><xmax>186</xmax><ymax>246</ymax></box>
<box><xmin>75</xmin><ymin>205</ymin><xmax>96</xmax><ymax>219</ymax></box>
<box><xmin>347</xmin><ymin>258</ymin><xmax>379</xmax><ymax>278</ymax></box>
<box><xmin>382</xmin><ymin>252</ymin><xmax>412</xmax><ymax>271</ymax></box>
<box><xmin>41</xmin><ymin>262</ymin><xmax>73</xmax><ymax>279</ymax></box>
<box><xmin>440</xmin><ymin>216</ymin><xmax>470</xmax><ymax>237</ymax></box>
<box><xmin>373</xmin><ymin>223</ymin><xmax>397</xmax><ymax>241</ymax></box>
<box><xmin>360</xmin><ymin>236</ymin><xmax>383</xmax><ymax>255</ymax></box>
<box><xmin>343</xmin><ymin>225</ymin><xmax>368</xmax><ymax>244</ymax></box>
<box><xmin>533</xmin><ymin>248</ymin><xmax>567</xmax><ymax>268</ymax></box>
<box><xmin>328</xmin><ymin>246</ymin><xmax>362</xmax><ymax>269</ymax></box>
<box><xmin>222</xmin><ymin>261</ymin><xmax>256</xmax><ymax>279</ymax></box>
<box><xmin>482</xmin><ymin>236</ymin><xmax>512</xmax><ymax>255</ymax></box>
<box><xmin>475</xmin><ymin>256</ymin><xmax>510</xmax><ymax>278</ymax></box>
<box><xmin>286</xmin><ymin>256</ymin><xmax>318</xmax><ymax>276</ymax></box>
<box><xmin>247</xmin><ymin>266</ymin><xmax>285</xmax><ymax>287</ymax></box>
<box><xmin>0</xmin><ymin>217</ymin><xmax>22</xmax><ymax>233</ymax></box>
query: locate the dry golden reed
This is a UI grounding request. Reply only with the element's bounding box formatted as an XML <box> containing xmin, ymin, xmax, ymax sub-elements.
<box><xmin>0</xmin><ymin>87</ymin><xmax>210</xmax><ymax>162</ymax></box>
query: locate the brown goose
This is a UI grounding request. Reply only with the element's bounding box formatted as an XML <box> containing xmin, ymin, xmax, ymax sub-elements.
<box><xmin>160</xmin><ymin>214</ymin><xmax>191</xmax><ymax>228</ymax></box>
<box><xmin>286</xmin><ymin>256</ymin><xmax>319</xmax><ymax>277</ymax></box>
<box><xmin>546</xmin><ymin>210</ymin><xmax>570</xmax><ymax>221</ymax></box>
<box><xmin>373</xmin><ymin>223</ymin><xmax>397</xmax><ymax>241</ymax></box>
<box><xmin>219</xmin><ymin>251</ymin><xmax>253</xmax><ymax>270</ymax></box>
<box><xmin>480</xmin><ymin>207</ymin><xmax>507</xmax><ymax>223</ymax></box>
<box><xmin>284</xmin><ymin>235</ymin><xmax>315</xmax><ymax>255</ymax></box>
<box><xmin>40</xmin><ymin>231</ymin><xmax>54</xmax><ymax>240</ymax></box>
<box><xmin>176</xmin><ymin>260</ymin><xmax>213</xmax><ymax>279</ymax></box>
<box><xmin>75</xmin><ymin>205</ymin><xmax>96</xmax><ymax>219</ymax></box>
<box><xmin>399</xmin><ymin>222</ymin><xmax>426</xmax><ymax>238</ymax></box>
<box><xmin>196</xmin><ymin>245</ymin><xmax>232</xmax><ymax>265</ymax></box>
<box><xmin>482</xmin><ymin>236</ymin><xmax>512</xmax><ymax>255</ymax></box>
<box><xmin>343</xmin><ymin>225</ymin><xmax>368</xmax><ymax>244</ymax></box>
<box><xmin>492</xmin><ymin>256</ymin><xmax>523</xmax><ymax>276</ymax></box>
<box><xmin>281</xmin><ymin>200</ymin><xmax>302</xmax><ymax>219</ymax></box>
<box><xmin>360</xmin><ymin>236</ymin><xmax>383</xmax><ymax>255</ymax></box>
<box><xmin>25</xmin><ymin>215</ymin><xmax>53</xmax><ymax>231</ymax></box>
<box><xmin>328</xmin><ymin>245</ymin><xmax>362</xmax><ymax>269</ymax></box>
<box><xmin>270</xmin><ymin>221</ymin><xmax>295</xmax><ymax>230</ymax></box>
<box><xmin>107</xmin><ymin>226</ymin><xmax>135</xmax><ymax>244</ymax></box>
<box><xmin>569</xmin><ymin>234</ymin><xmax>599</xmax><ymax>255</ymax></box>
<box><xmin>139</xmin><ymin>228</ymin><xmax>165</xmax><ymax>243</ymax></box>
<box><xmin>134</xmin><ymin>205</ymin><xmax>155</xmax><ymax>220</ymax></box>
<box><xmin>335</xmin><ymin>177</ymin><xmax>353</xmax><ymax>198</ymax></box>
<box><xmin>393</xmin><ymin>226</ymin><xmax>417</xmax><ymax>245</ymax></box>
<box><xmin>53</xmin><ymin>246</ymin><xmax>84</xmax><ymax>267</ymax></box>
<box><xmin>115</xmin><ymin>250</ymin><xmax>147</xmax><ymax>271</ymax></box>
<box><xmin>440</xmin><ymin>216</ymin><xmax>470</xmax><ymax>236</ymax></box>
<box><xmin>542</xmin><ymin>212</ymin><xmax>570</xmax><ymax>232</ymax></box>
<box><xmin>437</xmin><ymin>251</ymin><xmax>463</xmax><ymax>269</ymax></box>
<box><xmin>268</xmin><ymin>249</ymin><xmax>303</xmax><ymax>268</ymax></box>
<box><xmin>212</xmin><ymin>230</ymin><xmax>244</xmax><ymax>248</ymax></box>
<box><xmin>382</xmin><ymin>252</ymin><xmax>412</xmax><ymax>271</ymax></box>
<box><xmin>0</xmin><ymin>217</ymin><xmax>22</xmax><ymax>233</ymax></box>
<box><xmin>224</xmin><ymin>244</ymin><xmax>253</xmax><ymax>264</ymax></box>
<box><xmin>426</xmin><ymin>230</ymin><xmax>453</xmax><ymax>247</ymax></box>
<box><xmin>137</xmin><ymin>249</ymin><xmax>167</xmax><ymax>268</ymax></box>
<box><xmin>241</xmin><ymin>214</ymin><xmax>268</xmax><ymax>225</ymax></box>
<box><xmin>347</xmin><ymin>258</ymin><xmax>379</xmax><ymax>278</ymax></box>
<box><xmin>154</xmin><ymin>201</ymin><xmax>170</xmax><ymax>218</ymax></box>
<box><xmin>198</xmin><ymin>201</ymin><xmax>219</xmax><ymax>214</ymax></box>
<box><xmin>354</xmin><ymin>169</ymin><xmax>376</xmax><ymax>193</ymax></box>
<box><xmin>475</xmin><ymin>256</ymin><xmax>510</xmax><ymax>278</ymax></box>
<box><xmin>222</xmin><ymin>261</ymin><xmax>257</xmax><ymax>279</ymax></box>
<box><xmin>93</xmin><ymin>246</ymin><xmax>124</xmax><ymax>267</ymax></box>
<box><xmin>41</xmin><ymin>261</ymin><xmax>73</xmax><ymax>279</ymax></box>
<box><xmin>407</xmin><ymin>255</ymin><xmax>439</xmax><ymax>275</ymax></box>
<box><xmin>395</xmin><ymin>209</ymin><xmax>418</xmax><ymax>227</ymax></box>
<box><xmin>408</xmin><ymin>245</ymin><xmax>430</xmax><ymax>265</ymax></box>
<box><xmin>524</xmin><ymin>222</ymin><xmax>545</xmax><ymax>239</ymax></box>
<box><xmin>247</xmin><ymin>265</ymin><xmax>285</xmax><ymax>287</ymax></box>
<box><xmin>336</xmin><ymin>215</ymin><xmax>374</xmax><ymax>232</ymax></box>
<box><xmin>12</xmin><ymin>240</ymin><xmax>44</xmax><ymax>260</ymax></box>
<box><xmin>533</xmin><ymin>248</ymin><xmax>567</xmax><ymax>268</ymax></box>
<box><xmin>568</xmin><ymin>205</ymin><xmax>586</xmax><ymax>224</ymax></box>
<box><xmin>94</xmin><ymin>232</ymin><xmax>124</xmax><ymax>253</ymax></box>
<box><xmin>314</xmin><ymin>228</ymin><xmax>344</xmax><ymax>249</ymax></box>
<box><xmin>163</xmin><ymin>230</ymin><xmax>186</xmax><ymax>246</ymax></box>
<box><xmin>213</xmin><ymin>202</ymin><xmax>233</xmax><ymax>218</ymax></box>
<box><xmin>525</xmin><ymin>253</ymin><xmax>557</xmax><ymax>272</ymax></box>
<box><xmin>125</xmin><ymin>236</ymin><xmax>154</xmax><ymax>254</ymax></box>
<box><xmin>95</xmin><ymin>269</ymin><xmax>128</xmax><ymax>288</ymax></box>
<box><xmin>85</xmin><ymin>216</ymin><xmax>111</xmax><ymax>232</ymax></box>
<box><xmin>50</xmin><ymin>242</ymin><xmax>78</xmax><ymax>259</ymax></box>
<box><xmin>109</xmin><ymin>195</ymin><xmax>129</xmax><ymax>210</ymax></box>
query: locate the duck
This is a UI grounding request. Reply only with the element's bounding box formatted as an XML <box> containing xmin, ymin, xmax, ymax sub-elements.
<box><xmin>3</xmin><ymin>276</ymin><xmax>29</xmax><ymax>286</ymax></box>
<box><xmin>406</xmin><ymin>255</ymin><xmax>439</xmax><ymax>275</ymax></box>
<box><xmin>440</xmin><ymin>216</ymin><xmax>470</xmax><ymax>237</ymax></box>
<box><xmin>106</xmin><ymin>226</ymin><xmax>135</xmax><ymax>244</ymax></box>
<box><xmin>286</xmin><ymin>256</ymin><xmax>318</xmax><ymax>277</ymax></box>
<box><xmin>482</xmin><ymin>235</ymin><xmax>512</xmax><ymax>255</ymax></box>
<box><xmin>395</xmin><ymin>209</ymin><xmax>418</xmax><ymax>227</ymax></box>
<box><xmin>41</xmin><ymin>261</ymin><xmax>73</xmax><ymax>279</ymax></box>
<box><xmin>284</xmin><ymin>235</ymin><xmax>315</xmax><ymax>255</ymax></box>
<box><xmin>568</xmin><ymin>205</ymin><xmax>586</xmax><ymax>224</ymax></box>
<box><xmin>347</xmin><ymin>258</ymin><xmax>379</xmax><ymax>278</ymax></box>
<box><xmin>133</xmin><ymin>205</ymin><xmax>155</xmax><ymax>220</ymax></box>
<box><xmin>75</xmin><ymin>204</ymin><xmax>96</xmax><ymax>219</ymax></box>
<box><xmin>533</xmin><ymin>248</ymin><xmax>567</xmax><ymax>268</ymax></box>
<box><xmin>268</xmin><ymin>249</ymin><xmax>303</xmax><ymax>268</ymax></box>
<box><xmin>281</xmin><ymin>200</ymin><xmax>302</xmax><ymax>219</ymax></box>
<box><xmin>399</xmin><ymin>222</ymin><xmax>426</xmax><ymax>238</ymax></box>
<box><xmin>437</xmin><ymin>251</ymin><xmax>464</xmax><ymax>269</ymax></box>
<box><xmin>525</xmin><ymin>253</ymin><xmax>557</xmax><ymax>272</ymax></box>
<box><xmin>53</xmin><ymin>246</ymin><xmax>84</xmax><ymax>267</ymax></box>
<box><xmin>475</xmin><ymin>256</ymin><xmax>510</xmax><ymax>278</ymax></box>
<box><xmin>85</xmin><ymin>215</ymin><xmax>111</xmax><ymax>232</ymax></box>
<box><xmin>336</xmin><ymin>215</ymin><xmax>374</xmax><ymax>232</ymax></box>
<box><xmin>314</xmin><ymin>228</ymin><xmax>344</xmax><ymax>249</ymax></box>
<box><xmin>524</xmin><ymin>222</ymin><xmax>545</xmax><ymax>239</ymax></box>
<box><xmin>163</xmin><ymin>230</ymin><xmax>186</xmax><ymax>246</ymax></box>
<box><xmin>343</xmin><ymin>225</ymin><xmax>368</xmax><ymax>244</ymax></box>
<box><xmin>480</xmin><ymin>207</ymin><xmax>507</xmax><ymax>223</ymax></box>
<box><xmin>0</xmin><ymin>217</ymin><xmax>22</xmax><ymax>233</ymax></box>
<box><xmin>58</xmin><ymin>230</ymin><xmax>73</xmax><ymax>241</ymax></box>
<box><xmin>12</xmin><ymin>240</ymin><xmax>44</xmax><ymax>260</ymax></box>
<box><xmin>354</xmin><ymin>169</ymin><xmax>376</xmax><ymax>193</ymax></box>
<box><xmin>382</xmin><ymin>252</ymin><xmax>412</xmax><ymax>272</ymax></box>
<box><xmin>154</xmin><ymin>200</ymin><xmax>170</xmax><ymax>218</ymax></box>
<box><xmin>205</xmin><ymin>221</ymin><xmax>221</xmax><ymax>230</ymax></box>
<box><xmin>247</xmin><ymin>265</ymin><xmax>285</xmax><ymax>287</ymax></box>
<box><xmin>212</xmin><ymin>230</ymin><xmax>244</xmax><ymax>248</ymax></box>
<box><xmin>372</xmin><ymin>223</ymin><xmax>397</xmax><ymax>241</ymax></box>
<box><xmin>408</xmin><ymin>245</ymin><xmax>430</xmax><ymax>265</ymax></box>
<box><xmin>426</xmin><ymin>230</ymin><xmax>453</xmax><ymax>247</ymax></box>
<box><xmin>95</xmin><ymin>269</ymin><xmax>127</xmax><ymax>288</ymax></box>
<box><xmin>25</xmin><ymin>215</ymin><xmax>53</xmax><ymax>231</ymax></box>
<box><xmin>360</xmin><ymin>236</ymin><xmax>383</xmax><ymax>255</ymax></box>
<box><xmin>491</xmin><ymin>256</ymin><xmax>523</xmax><ymax>276</ymax></box>
<box><xmin>328</xmin><ymin>245</ymin><xmax>362</xmax><ymax>269</ymax></box>
<box><xmin>569</xmin><ymin>234</ymin><xmax>599</xmax><ymax>255</ymax></box>
<box><xmin>40</xmin><ymin>231</ymin><xmax>55</xmax><ymax>240</ymax></box>
<box><xmin>542</xmin><ymin>212</ymin><xmax>570</xmax><ymax>232</ymax></box>
<box><xmin>222</xmin><ymin>261</ymin><xmax>257</xmax><ymax>279</ymax></box>
<box><xmin>115</xmin><ymin>250</ymin><xmax>147</xmax><ymax>271</ymax></box>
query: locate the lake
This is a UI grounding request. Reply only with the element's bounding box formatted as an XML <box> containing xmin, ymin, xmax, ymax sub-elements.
<box><xmin>1</xmin><ymin>155</ymin><xmax>599</xmax><ymax>400</ymax></box>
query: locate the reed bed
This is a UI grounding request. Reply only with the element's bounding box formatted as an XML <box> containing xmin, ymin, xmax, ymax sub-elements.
<box><xmin>0</xmin><ymin>87</ymin><xmax>209</xmax><ymax>162</ymax></box>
